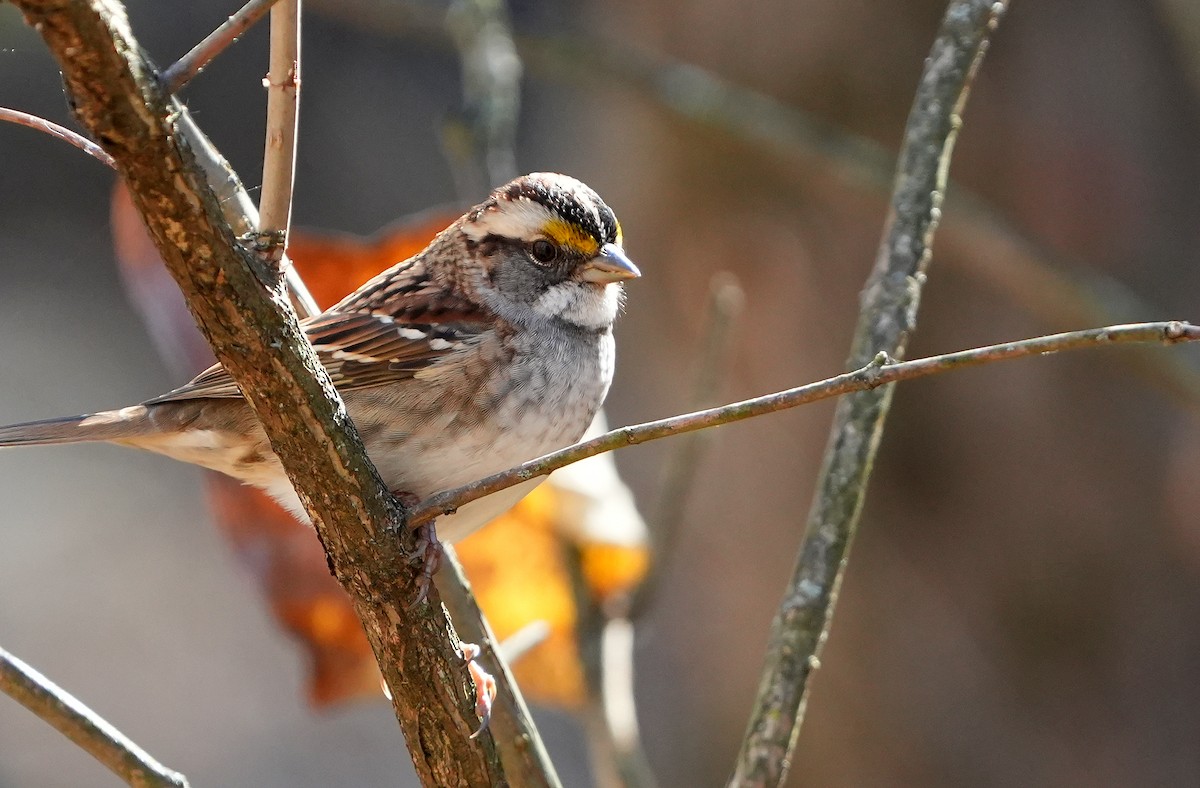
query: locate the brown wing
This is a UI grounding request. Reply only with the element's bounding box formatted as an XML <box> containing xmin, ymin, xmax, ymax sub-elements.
<box><xmin>146</xmin><ymin>258</ymin><xmax>495</xmax><ymax>404</ymax></box>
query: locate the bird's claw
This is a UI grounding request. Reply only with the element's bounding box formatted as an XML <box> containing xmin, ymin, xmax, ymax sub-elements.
<box><xmin>460</xmin><ymin>643</ymin><xmax>497</xmax><ymax>738</ymax></box>
<box><xmin>405</xmin><ymin>520</ymin><xmax>442</xmax><ymax>608</ymax></box>
<box><xmin>390</xmin><ymin>490</ymin><xmax>441</xmax><ymax>607</ymax></box>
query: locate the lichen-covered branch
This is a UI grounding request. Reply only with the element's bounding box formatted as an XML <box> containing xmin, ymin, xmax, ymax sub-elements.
<box><xmin>10</xmin><ymin>1</ymin><xmax>505</xmax><ymax>784</ymax></box>
<box><xmin>729</xmin><ymin>2</ymin><xmax>1008</xmax><ymax>785</ymax></box>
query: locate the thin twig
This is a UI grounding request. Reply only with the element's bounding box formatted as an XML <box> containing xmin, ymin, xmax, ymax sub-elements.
<box><xmin>578</xmin><ymin>275</ymin><xmax>743</xmax><ymax>788</ymax></box>
<box><xmin>730</xmin><ymin>3</ymin><xmax>1007</xmax><ymax>785</ymax></box>
<box><xmin>581</xmin><ymin>616</ymin><xmax>658</xmax><ymax>788</ymax></box>
<box><xmin>412</xmin><ymin>320</ymin><xmax>1195</xmax><ymax>529</ymax></box>
<box><xmin>0</xmin><ymin>107</ymin><xmax>115</xmax><ymax>168</ymax></box>
<box><xmin>497</xmin><ymin>620</ymin><xmax>551</xmax><ymax>665</ymax></box>
<box><xmin>257</xmin><ymin>0</ymin><xmax>300</xmax><ymax>259</ymax></box>
<box><xmin>0</xmin><ymin>645</ymin><xmax>189</xmax><ymax>788</ymax></box>
<box><xmin>161</xmin><ymin>0</ymin><xmax>281</xmax><ymax>93</ymax></box>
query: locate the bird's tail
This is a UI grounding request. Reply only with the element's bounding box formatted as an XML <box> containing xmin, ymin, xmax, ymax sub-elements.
<box><xmin>0</xmin><ymin>406</ymin><xmax>159</xmax><ymax>447</ymax></box>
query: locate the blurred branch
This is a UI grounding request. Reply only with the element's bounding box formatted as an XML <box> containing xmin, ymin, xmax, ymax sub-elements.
<box><xmin>11</xmin><ymin>1</ymin><xmax>508</xmax><ymax>785</ymax></box>
<box><xmin>528</xmin><ymin>32</ymin><xmax>1200</xmax><ymax>411</ymax></box>
<box><xmin>0</xmin><ymin>107</ymin><xmax>116</xmax><ymax>168</ymax></box>
<box><xmin>437</xmin><ymin>548</ymin><xmax>564</xmax><ymax>788</ymax></box>
<box><xmin>497</xmin><ymin>620</ymin><xmax>552</xmax><ymax>664</ymax></box>
<box><xmin>307</xmin><ymin>0</ymin><xmax>1200</xmax><ymax>411</ymax></box>
<box><xmin>444</xmin><ymin>0</ymin><xmax>522</xmax><ymax>191</ymax></box>
<box><xmin>0</xmin><ymin>644</ymin><xmax>189</xmax><ymax>788</ymax></box>
<box><xmin>731</xmin><ymin>3</ymin><xmax>1006</xmax><ymax>785</ymax></box>
<box><xmin>1156</xmin><ymin>0</ymin><xmax>1200</xmax><ymax>99</ymax></box>
<box><xmin>257</xmin><ymin>0</ymin><xmax>300</xmax><ymax>260</ymax></box>
<box><xmin>578</xmin><ymin>273</ymin><xmax>743</xmax><ymax>788</ymax></box>
<box><xmin>581</xmin><ymin>616</ymin><xmax>657</xmax><ymax>788</ymax></box>
<box><xmin>631</xmin><ymin>271</ymin><xmax>744</xmax><ymax>619</ymax></box>
<box><xmin>412</xmin><ymin>319</ymin><xmax>1196</xmax><ymax>528</ymax></box>
<box><xmin>161</xmin><ymin>0</ymin><xmax>280</xmax><ymax>93</ymax></box>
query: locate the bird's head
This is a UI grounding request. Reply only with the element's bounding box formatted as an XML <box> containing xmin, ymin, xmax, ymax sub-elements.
<box><xmin>461</xmin><ymin>173</ymin><xmax>640</xmax><ymax>330</ymax></box>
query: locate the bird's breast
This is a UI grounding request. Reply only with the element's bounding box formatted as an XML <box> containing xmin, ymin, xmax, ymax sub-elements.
<box><xmin>364</xmin><ymin>325</ymin><xmax>614</xmax><ymax>500</ymax></box>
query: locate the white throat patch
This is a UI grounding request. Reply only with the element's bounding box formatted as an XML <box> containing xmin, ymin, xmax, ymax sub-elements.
<box><xmin>533</xmin><ymin>281</ymin><xmax>622</xmax><ymax>330</ymax></box>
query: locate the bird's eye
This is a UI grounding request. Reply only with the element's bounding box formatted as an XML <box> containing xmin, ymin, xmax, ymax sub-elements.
<box><xmin>529</xmin><ymin>239</ymin><xmax>558</xmax><ymax>264</ymax></box>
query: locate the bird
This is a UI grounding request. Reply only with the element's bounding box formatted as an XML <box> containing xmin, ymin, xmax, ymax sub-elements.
<box><xmin>0</xmin><ymin>173</ymin><xmax>640</xmax><ymax>548</ymax></box>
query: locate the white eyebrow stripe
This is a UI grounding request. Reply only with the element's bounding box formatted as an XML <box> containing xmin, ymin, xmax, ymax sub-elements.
<box><xmin>462</xmin><ymin>199</ymin><xmax>558</xmax><ymax>241</ymax></box>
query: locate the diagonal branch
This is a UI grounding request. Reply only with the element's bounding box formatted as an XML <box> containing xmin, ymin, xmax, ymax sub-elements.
<box><xmin>10</xmin><ymin>1</ymin><xmax>505</xmax><ymax>785</ymax></box>
<box><xmin>731</xmin><ymin>2</ymin><xmax>1007</xmax><ymax>785</ymax></box>
<box><xmin>161</xmin><ymin>0</ymin><xmax>281</xmax><ymax>93</ymax></box>
<box><xmin>0</xmin><ymin>644</ymin><xmax>190</xmax><ymax>788</ymax></box>
<box><xmin>309</xmin><ymin>2</ymin><xmax>1200</xmax><ymax>414</ymax></box>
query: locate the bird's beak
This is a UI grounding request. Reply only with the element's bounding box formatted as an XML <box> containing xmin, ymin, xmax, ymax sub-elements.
<box><xmin>580</xmin><ymin>243</ymin><xmax>641</xmax><ymax>283</ymax></box>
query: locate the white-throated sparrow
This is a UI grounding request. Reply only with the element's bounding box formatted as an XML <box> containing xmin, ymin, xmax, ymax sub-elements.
<box><xmin>0</xmin><ymin>173</ymin><xmax>639</xmax><ymax>544</ymax></box>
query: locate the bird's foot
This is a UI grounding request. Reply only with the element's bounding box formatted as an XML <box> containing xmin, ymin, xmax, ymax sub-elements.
<box><xmin>460</xmin><ymin>643</ymin><xmax>497</xmax><ymax>738</ymax></box>
<box><xmin>405</xmin><ymin>519</ymin><xmax>442</xmax><ymax>608</ymax></box>
<box><xmin>390</xmin><ymin>490</ymin><xmax>442</xmax><ymax>607</ymax></box>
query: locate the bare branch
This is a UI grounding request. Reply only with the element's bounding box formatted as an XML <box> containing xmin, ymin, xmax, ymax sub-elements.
<box><xmin>582</xmin><ymin>616</ymin><xmax>659</xmax><ymax>788</ymax></box>
<box><xmin>174</xmin><ymin>109</ymin><xmax>319</xmax><ymax>318</ymax></box>
<box><xmin>161</xmin><ymin>0</ymin><xmax>280</xmax><ymax>93</ymax></box>
<box><xmin>411</xmin><ymin>320</ymin><xmax>1196</xmax><ymax>529</ymax></box>
<box><xmin>0</xmin><ymin>644</ymin><xmax>189</xmax><ymax>788</ymax></box>
<box><xmin>0</xmin><ymin>107</ymin><xmax>116</xmax><ymax>168</ymax></box>
<box><xmin>731</xmin><ymin>3</ymin><xmax>1007</xmax><ymax>785</ymax></box>
<box><xmin>257</xmin><ymin>0</ymin><xmax>300</xmax><ymax>257</ymax></box>
<box><xmin>10</xmin><ymin>1</ymin><xmax>504</xmax><ymax>784</ymax></box>
<box><xmin>631</xmin><ymin>271</ymin><xmax>743</xmax><ymax>619</ymax></box>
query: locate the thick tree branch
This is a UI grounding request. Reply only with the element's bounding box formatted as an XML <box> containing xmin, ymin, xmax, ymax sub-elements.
<box><xmin>731</xmin><ymin>3</ymin><xmax>1007</xmax><ymax>785</ymax></box>
<box><xmin>0</xmin><ymin>644</ymin><xmax>189</xmax><ymax>788</ymax></box>
<box><xmin>11</xmin><ymin>1</ymin><xmax>504</xmax><ymax>785</ymax></box>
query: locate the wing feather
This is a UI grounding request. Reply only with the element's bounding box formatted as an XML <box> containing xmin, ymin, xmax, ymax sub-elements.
<box><xmin>146</xmin><ymin>258</ymin><xmax>495</xmax><ymax>404</ymax></box>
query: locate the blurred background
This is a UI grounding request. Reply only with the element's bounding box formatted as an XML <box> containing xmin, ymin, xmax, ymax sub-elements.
<box><xmin>4</xmin><ymin>0</ymin><xmax>1200</xmax><ymax>785</ymax></box>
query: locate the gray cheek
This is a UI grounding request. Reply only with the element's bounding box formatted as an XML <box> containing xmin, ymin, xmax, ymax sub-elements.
<box><xmin>490</xmin><ymin>254</ymin><xmax>549</xmax><ymax>306</ymax></box>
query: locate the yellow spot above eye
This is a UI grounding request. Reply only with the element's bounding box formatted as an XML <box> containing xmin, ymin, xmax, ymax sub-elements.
<box><xmin>542</xmin><ymin>219</ymin><xmax>600</xmax><ymax>257</ymax></box>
